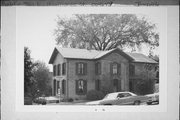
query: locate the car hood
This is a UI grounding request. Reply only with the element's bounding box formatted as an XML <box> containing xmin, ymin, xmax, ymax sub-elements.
<box><xmin>86</xmin><ymin>100</ymin><xmax>103</xmax><ymax>105</ymax></box>
<box><xmin>146</xmin><ymin>93</ymin><xmax>159</xmax><ymax>97</ymax></box>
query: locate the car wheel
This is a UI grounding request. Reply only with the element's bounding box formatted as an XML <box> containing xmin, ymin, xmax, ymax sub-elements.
<box><xmin>42</xmin><ymin>101</ymin><xmax>46</xmax><ymax>105</ymax></box>
<box><xmin>134</xmin><ymin>101</ymin><xmax>140</xmax><ymax>105</ymax></box>
<box><xmin>147</xmin><ymin>102</ymin><xmax>152</xmax><ymax>105</ymax></box>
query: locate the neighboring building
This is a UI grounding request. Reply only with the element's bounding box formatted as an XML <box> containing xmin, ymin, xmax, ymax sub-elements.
<box><xmin>49</xmin><ymin>47</ymin><xmax>158</xmax><ymax>100</ymax></box>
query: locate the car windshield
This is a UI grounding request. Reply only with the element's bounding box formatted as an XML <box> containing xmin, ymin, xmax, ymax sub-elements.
<box><xmin>103</xmin><ymin>93</ymin><xmax>117</xmax><ymax>100</ymax></box>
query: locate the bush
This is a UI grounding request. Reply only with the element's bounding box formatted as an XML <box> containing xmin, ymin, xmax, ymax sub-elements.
<box><xmin>86</xmin><ymin>90</ymin><xmax>104</xmax><ymax>101</ymax></box>
<box><xmin>135</xmin><ymin>79</ymin><xmax>155</xmax><ymax>95</ymax></box>
<box><xmin>68</xmin><ymin>98</ymin><xmax>74</xmax><ymax>102</ymax></box>
<box><xmin>61</xmin><ymin>98</ymin><xmax>74</xmax><ymax>102</ymax></box>
<box><xmin>100</xmin><ymin>86</ymin><xmax>113</xmax><ymax>96</ymax></box>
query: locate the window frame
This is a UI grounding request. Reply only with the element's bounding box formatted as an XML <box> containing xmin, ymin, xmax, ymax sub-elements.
<box><xmin>112</xmin><ymin>63</ymin><xmax>118</xmax><ymax>74</ymax></box>
<box><xmin>76</xmin><ymin>79</ymin><xmax>87</xmax><ymax>95</ymax></box>
<box><xmin>76</xmin><ymin>62</ymin><xmax>87</xmax><ymax>75</ymax></box>
<box><xmin>111</xmin><ymin>62</ymin><xmax>121</xmax><ymax>75</ymax></box>
<box><xmin>57</xmin><ymin>64</ymin><xmax>61</xmax><ymax>76</ymax></box>
<box><xmin>95</xmin><ymin>62</ymin><xmax>101</xmax><ymax>75</ymax></box>
<box><xmin>117</xmin><ymin>93</ymin><xmax>132</xmax><ymax>98</ymax></box>
<box><xmin>62</xmin><ymin>63</ymin><xmax>66</xmax><ymax>75</ymax></box>
<box><xmin>62</xmin><ymin>80</ymin><xmax>66</xmax><ymax>94</ymax></box>
<box><xmin>53</xmin><ymin>65</ymin><xmax>56</xmax><ymax>76</ymax></box>
<box><xmin>95</xmin><ymin>79</ymin><xmax>101</xmax><ymax>91</ymax></box>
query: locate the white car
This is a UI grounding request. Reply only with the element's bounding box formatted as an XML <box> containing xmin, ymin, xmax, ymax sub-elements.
<box><xmin>34</xmin><ymin>96</ymin><xmax>60</xmax><ymax>105</ymax></box>
<box><xmin>146</xmin><ymin>92</ymin><xmax>159</xmax><ymax>105</ymax></box>
<box><xmin>86</xmin><ymin>92</ymin><xmax>149</xmax><ymax>105</ymax></box>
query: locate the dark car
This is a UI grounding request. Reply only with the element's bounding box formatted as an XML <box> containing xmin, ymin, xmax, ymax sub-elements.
<box><xmin>86</xmin><ymin>92</ymin><xmax>149</xmax><ymax>105</ymax></box>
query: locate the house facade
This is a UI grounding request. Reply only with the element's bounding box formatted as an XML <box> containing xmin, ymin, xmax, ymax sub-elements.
<box><xmin>49</xmin><ymin>47</ymin><xmax>158</xmax><ymax>100</ymax></box>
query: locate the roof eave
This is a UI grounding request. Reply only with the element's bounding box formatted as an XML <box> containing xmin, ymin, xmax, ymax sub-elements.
<box><xmin>130</xmin><ymin>61</ymin><xmax>158</xmax><ymax>64</ymax></box>
<box><xmin>49</xmin><ymin>48</ymin><xmax>59</xmax><ymax>64</ymax></box>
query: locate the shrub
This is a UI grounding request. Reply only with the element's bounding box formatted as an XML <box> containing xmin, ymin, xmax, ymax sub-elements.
<box><xmin>86</xmin><ymin>90</ymin><xmax>104</xmax><ymax>101</ymax></box>
<box><xmin>68</xmin><ymin>98</ymin><xmax>74</xmax><ymax>102</ymax></box>
<box><xmin>61</xmin><ymin>98</ymin><xmax>74</xmax><ymax>102</ymax></box>
<box><xmin>100</xmin><ymin>86</ymin><xmax>113</xmax><ymax>96</ymax></box>
<box><xmin>134</xmin><ymin>79</ymin><xmax>155</xmax><ymax>95</ymax></box>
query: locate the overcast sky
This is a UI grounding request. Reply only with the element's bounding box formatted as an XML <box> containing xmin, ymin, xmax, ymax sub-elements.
<box><xmin>17</xmin><ymin>7</ymin><xmax>163</xmax><ymax>72</ymax></box>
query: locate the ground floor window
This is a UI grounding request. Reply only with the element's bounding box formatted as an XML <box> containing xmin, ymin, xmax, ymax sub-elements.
<box><xmin>57</xmin><ymin>81</ymin><xmax>60</xmax><ymax>94</ymax></box>
<box><xmin>113</xmin><ymin>79</ymin><xmax>119</xmax><ymax>92</ymax></box>
<box><xmin>95</xmin><ymin>79</ymin><xmax>101</xmax><ymax>91</ymax></box>
<box><xmin>76</xmin><ymin>79</ymin><xmax>87</xmax><ymax>95</ymax></box>
<box><xmin>53</xmin><ymin>79</ymin><xmax>56</xmax><ymax>96</ymax></box>
<box><xmin>62</xmin><ymin>80</ymin><xmax>66</xmax><ymax>94</ymax></box>
<box><xmin>129</xmin><ymin>80</ymin><xmax>133</xmax><ymax>92</ymax></box>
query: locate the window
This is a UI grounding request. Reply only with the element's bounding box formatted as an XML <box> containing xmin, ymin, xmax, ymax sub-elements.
<box><xmin>53</xmin><ymin>65</ymin><xmax>56</xmax><ymax>76</ymax></box>
<box><xmin>62</xmin><ymin>80</ymin><xmax>66</xmax><ymax>94</ymax></box>
<box><xmin>112</xmin><ymin>63</ymin><xmax>118</xmax><ymax>74</ymax></box>
<box><xmin>95</xmin><ymin>62</ymin><xmax>101</xmax><ymax>75</ymax></box>
<box><xmin>95</xmin><ymin>79</ymin><xmax>101</xmax><ymax>91</ymax></box>
<box><xmin>111</xmin><ymin>62</ymin><xmax>121</xmax><ymax>75</ymax></box>
<box><xmin>129</xmin><ymin>64</ymin><xmax>135</xmax><ymax>76</ymax></box>
<box><xmin>53</xmin><ymin>79</ymin><xmax>56</xmax><ymax>96</ymax></box>
<box><xmin>76</xmin><ymin>79</ymin><xmax>87</xmax><ymax>95</ymax></box>
<box><xmin>76</xmin><ymin>62</ymin><xmax>87</xmax><ymax>75</ymax></box>
<box><xmin>62</xmin><ymin>63</ymin><xmax>66</xmax><ymax>75</ymax></box>
<box><xmin>57</xmin><ymin>81</ymin><xmax>60</xmax><ymax>94</ymax></box>
<box><xmin>57</xmin><ymin>64</ymin><xmax>61</xmax><ymax>76</ymax></box>
<box><xmin>112</xmin><ymin>79</ymin><xmax>119</xmax><ymax>92</ymax></box>
<box><xmin>117</xmin><ymin>93</ymin><xmax>132</xmax><ymax>98</ymax></box>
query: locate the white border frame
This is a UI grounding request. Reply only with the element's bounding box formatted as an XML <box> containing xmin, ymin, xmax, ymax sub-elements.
<box><xmin>2</xmin><ymin>6</ymin><xmax>179</xmax><ymax>120</ymax></box>
<box><xmin>15</xmin><ymin>6</ymin><xmax>167</xmax><ymax>112</ymax></box>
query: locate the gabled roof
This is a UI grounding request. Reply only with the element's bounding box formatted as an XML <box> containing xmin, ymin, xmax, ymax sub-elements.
<box><xmin>125</xmin><ymin>52</ymin><xmax>157</xmax><ymax>64</ymax></box>
<box><xmin>49</xmin><ymin>47</ymin><xmax>158</xmax><ymax>64</ymax></box>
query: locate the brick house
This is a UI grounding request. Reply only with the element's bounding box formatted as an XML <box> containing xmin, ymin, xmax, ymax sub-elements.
<box><xmin>49</xmin><ymin>47</ymin><xmax>158</xmax><ymax>100</ymax></box>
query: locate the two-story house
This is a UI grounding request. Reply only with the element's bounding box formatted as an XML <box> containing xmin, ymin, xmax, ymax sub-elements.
<box><xmin>49</xmin><ymin>47</ymin><xmax>158</xmax><ymax>100</ymax></box>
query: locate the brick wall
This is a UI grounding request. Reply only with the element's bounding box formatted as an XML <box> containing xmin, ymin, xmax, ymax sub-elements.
<box><xmin>67</xmin><ymin>59</ymin><xmax>95</xmax><ymax>99</ymax></box>
<box><xmin>97</xmin><ymin>52</ymin><xmax>129</xmax><ymax>92</ymax></box>
<box><xmin>53</xmin><ymin>53</ymin><xmax>67</xmax><ymax>97</ymax></box>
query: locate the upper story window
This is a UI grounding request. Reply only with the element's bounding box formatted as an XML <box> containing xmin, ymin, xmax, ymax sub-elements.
<box><xmin>129</xmin><ymin>64</ymin><xmax>135</xmax><ymax>76</ymax></box>
<box><xmin>53</xmin><ymin>65</ymin><xmax>56</xmax><ymax>76</ymax></box>
<box><xmin>76</xmin><ymin>62</ymin><xmax>87</xmax><ymax>75</ymax></box>
<box><xmin>95</xmin><ymin>62</ymin><xmax>101</xmax><ymax>75</ymax></box>
<box><xmin>62</xmin><ymin>63</ymin><xmax>66</xmax><ymax>75</ymax></box>
<box><xmin>111</xmin><ymin>62</ymin><xmax>121</xmax><ymax>75</ymax></box>
<box><xmin>57</xmin><ymin>64</ymin><xmax>61</xmax><ymax>76</ymax></box>
<box><xmin>112</xmin><ymin>63</ymin><xmax>118</xmax><ymax>74</ymax></box>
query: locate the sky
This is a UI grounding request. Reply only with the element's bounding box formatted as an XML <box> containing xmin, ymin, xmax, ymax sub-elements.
<box><xmin>17</xmin><ymin>7</ymin><xmax>163</xmax><ymax>72</ymax></box>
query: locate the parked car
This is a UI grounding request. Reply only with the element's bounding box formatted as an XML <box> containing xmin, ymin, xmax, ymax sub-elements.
<box><xmin>34</xmin><ymin>96</ymin><xmax>60</xmax><ymax>105</ymax></box>
<box><xmin>146</xmin><ymin>92</ymin><xmax>159</xmax><ymax>105</ymax></box>
<box><xmin>86</xmin><ymin>91</ymin><xmax>149</xmax><ymax>105</ymax></box>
